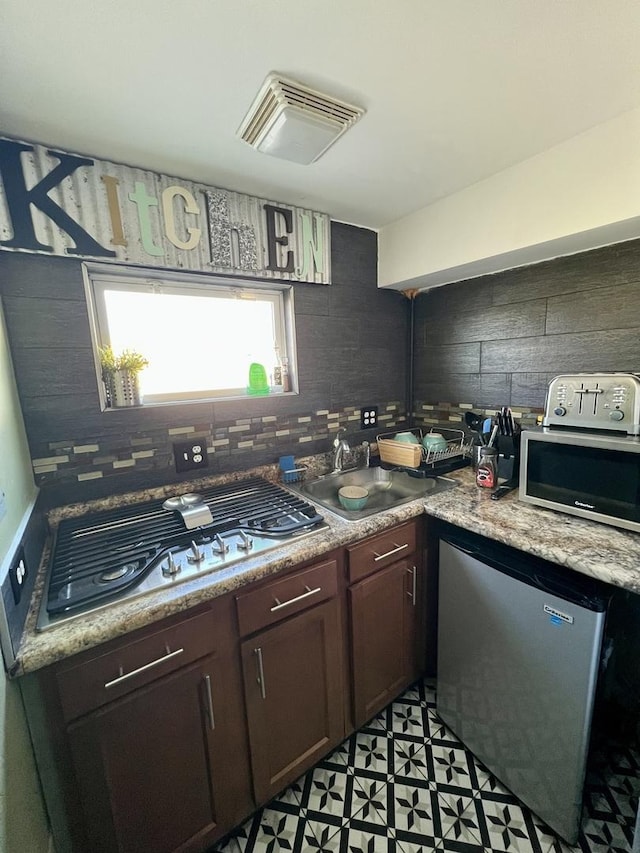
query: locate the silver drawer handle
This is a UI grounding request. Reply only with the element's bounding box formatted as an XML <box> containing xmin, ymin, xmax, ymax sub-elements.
<box><xmin>406</xmin><ymin>565</ymin><xmax>417</xmax><ymax>606</ymax></box>
<box><xmin>270</xmin><ymin>585</ymin><xmax>321</xmax><ymax>612</ymax></box>
<box><xmin>373</xmin><ymin>542</ymin><xmax>409</xmax><ymax>562</ymax></box>
<box><xmin>204</xmin><ymin>674</ymin><xmax>215</xmax><ymax>730</ymax></box>
<box><xmin>255</xmin><ymin>647</ymin><xmax>266</xmax><ymax>700</ymax></box>
<box><xmin>104</xmin><ymin>646</ymin><xmax>184</xmax><ymax>689</ymax></box>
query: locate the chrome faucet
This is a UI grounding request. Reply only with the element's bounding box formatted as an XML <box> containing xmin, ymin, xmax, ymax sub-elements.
<box><xmin>332</xmin><ymin>427</ymin><xmax>351</xmax><ymax>472</ymax></box>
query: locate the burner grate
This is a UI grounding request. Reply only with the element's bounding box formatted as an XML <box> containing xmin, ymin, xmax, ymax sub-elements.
<box><xmin>46</xmin><ymin>477</ymin><xmax>324</xmax><ymax>617</ymax></box>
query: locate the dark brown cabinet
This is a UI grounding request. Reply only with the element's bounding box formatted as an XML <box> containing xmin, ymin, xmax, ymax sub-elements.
<box><xmin>29</xmin><ymin>602</ymin><xmax>253</xmax><ymax>853</ymax></box>
<box><xmin>347</xmin><ymin>519</ymin><xmax>425</xmax><ymax>727</ymax></box>
<box><xmin>237</xmin><ymin>556</ymin><xmax>345</xmax><ymax>805</ymax></box>
<box><xmin>68</xmin><ymin>655</ymin><xmax>234</xmax><ymax>853</ymax></box>
<box><xmin>25</xmin><ymin>519</ymin><xmax>429</xmax><ymax>853</ymax></box>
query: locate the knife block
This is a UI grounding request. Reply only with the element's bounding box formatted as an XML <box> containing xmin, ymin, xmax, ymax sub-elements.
<box><xmin>495</xmin><ymin>434</ymin><xmax>520</xmax><ymax>483</ymax></box>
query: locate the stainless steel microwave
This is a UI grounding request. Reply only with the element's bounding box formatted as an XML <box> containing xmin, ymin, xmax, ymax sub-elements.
<box><xmin>519</xmin><ymin>428</ymin><xmax>640</xmax><ymax>533</ymax></box>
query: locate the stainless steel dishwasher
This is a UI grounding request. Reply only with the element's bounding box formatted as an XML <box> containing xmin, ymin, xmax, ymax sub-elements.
<box><xmin>437</xmin><ymin>527</ymin><xmax>609</xmax><ymax>845</ymax></box>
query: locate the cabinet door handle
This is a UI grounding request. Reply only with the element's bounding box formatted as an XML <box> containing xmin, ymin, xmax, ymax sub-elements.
<box><xmin>104</xmin><ymin>645</ymin><xmax>184</xmax><ymax>689</ymax></box>
<box><xmin>204</xmin><ymin>674</ymin><xmax>215</xmax><ymax>730</ymax></box>
<box><xmin>270</xmin><ymin>585</ymin><xmax>321</xmax><ymax>612</ymax></box>
<box><xmin>373</xmin><ymin>542</ymin><xmax>408</xmax><ymax>562</ymax></box>
<box><xmin>406</xmin><ymin>565</ymin><xmax>417</xmax><ymax>606</ymax></box>
<box><xmin>255</xmin><ymin>647</ymin><xmax>266</xmax><ymax>700</ymax></box>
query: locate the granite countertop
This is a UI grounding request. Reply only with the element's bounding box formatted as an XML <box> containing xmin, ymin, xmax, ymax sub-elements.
<box><xmin>15</xmin><ymin>466</ymin><xmax>640</xmax><ymax>676</ymax></box>
<box><xmin>422</xmin><ymin>468</ymin><xmax>640</xmax><ymax>592</ymax></box>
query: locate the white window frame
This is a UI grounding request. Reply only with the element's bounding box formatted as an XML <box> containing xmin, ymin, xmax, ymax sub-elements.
<box><xmin>83</xmin><ymin>263</ymin><xmax>298</xmax><ymax>409</ymax></box>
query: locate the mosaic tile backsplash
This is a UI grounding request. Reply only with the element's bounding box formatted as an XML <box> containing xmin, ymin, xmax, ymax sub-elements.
<box><xmin>31</xmin><ymin>402</ymin><xmax>407</xmax><ymax>490</ymax></box>
<box><xmin>30</xmin><ymin>398</ymin><xmax>543</xmax><ymax>494</ymax></box>
<box><xmin>413</xmin><ymin>401</ymin><xmax>541</xmax><ymax>431</ymax></box>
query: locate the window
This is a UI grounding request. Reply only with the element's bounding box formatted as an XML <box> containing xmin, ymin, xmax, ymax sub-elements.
<box><xmin>84</xmin><ymin>264</ymin><xmax>297</xmax><ymax>407</ymax></box>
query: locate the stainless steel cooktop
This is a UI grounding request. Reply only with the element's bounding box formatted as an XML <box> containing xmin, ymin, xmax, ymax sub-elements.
<box><xmin>38</xmin><ymin>477</ymin><xmax>327</xmax><ymax>630</ymax></box>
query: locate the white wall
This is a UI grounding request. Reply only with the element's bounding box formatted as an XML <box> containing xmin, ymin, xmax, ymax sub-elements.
<box><xmin>0</xmin><ymin>299</ymin><xmax>37</xmax><ymax>563</ymax></box>
<box><xmin>0</xmin><ymin>299</ymin><xmax>50</xmax><ymax>853</ymax></box>
<box><xmin>378</xmin><ymin>106</ymin><xmax>640</xmax><ymax>290</ymax></box>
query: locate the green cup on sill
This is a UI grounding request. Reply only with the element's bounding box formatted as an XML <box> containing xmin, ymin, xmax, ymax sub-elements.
<box><xmin>247</xmin><ymin>362</ymin><xmax>270</xmax><ymax>396</ymax></box>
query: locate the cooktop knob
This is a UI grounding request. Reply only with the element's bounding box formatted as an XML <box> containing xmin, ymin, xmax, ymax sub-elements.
<box><xmin>553</xmin><ymin>406</ymin><xmax>567</xmax><ymax>417</ymax></box>
<box><xmin>609</xmin><ymin>409</ymin><xmax>624</xmax><ymax>421</ymax></box>
<box><xmin>187</xmin><ymin>540</ymin><xmax>205</xmax><ymax>564</ymax></box>
<box><xmin>162</xmin><ymin>554</ymin><xmax>181</xmax><ymax>577</ymax></box>
<box><xmin>211</xmin><ymin>534</ymin><xmax>229</xmax><ymax>556</ymax></box>
<box><xmin>237</xmin><ymin>531</ymin><xmax>254</xmax><ymax>551</ymax></box>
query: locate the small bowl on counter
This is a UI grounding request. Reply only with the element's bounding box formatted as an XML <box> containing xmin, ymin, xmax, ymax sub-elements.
<box><xmin>338</xmin><ymin>485</ymin><xmax>369</xmax><ymax>511</ymax></box>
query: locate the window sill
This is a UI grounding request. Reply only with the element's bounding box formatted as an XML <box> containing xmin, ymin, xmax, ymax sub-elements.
<box><xmin>101</xmin><ymin>389</ymin><xmax>299</xmax><ymax>411</ymax></box>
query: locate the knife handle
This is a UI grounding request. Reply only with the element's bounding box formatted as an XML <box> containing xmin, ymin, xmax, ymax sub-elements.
<box><xmin>506</xmin><ymin>407</ymin><xmax>515</xmax><ymax>436</ymax></box>
<box><xmin>491</xmin><ymin>484</ymin><xmax>516</xmax><ymax>500</ymax></box>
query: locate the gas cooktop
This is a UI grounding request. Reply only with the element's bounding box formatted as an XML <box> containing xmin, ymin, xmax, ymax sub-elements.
<box><xmin>38</xmin><ymin>477</ymin><xmax>327</xmax><ymax>630</ymax></box>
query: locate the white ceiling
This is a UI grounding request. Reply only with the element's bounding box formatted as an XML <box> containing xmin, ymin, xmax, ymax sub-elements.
<box><xmin>2</xmin><ymin>0</ymin><xmax>640</xmax><ymax>229</ymax></box>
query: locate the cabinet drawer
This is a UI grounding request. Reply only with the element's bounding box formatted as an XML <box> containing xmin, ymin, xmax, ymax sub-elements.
<box><xmin>236</xmin><ymin>559</ymin><xmax>338</xmax><ymax>637</ymax></box>
<box><xmin>347</xmin><ymin>520</ymin><xmax>418</xmax><ymax>583</ymax></box>
<box><xmin>56</xmin><ymin>609</ymin><xmax>216</xmax><ymax>722</ymax></box>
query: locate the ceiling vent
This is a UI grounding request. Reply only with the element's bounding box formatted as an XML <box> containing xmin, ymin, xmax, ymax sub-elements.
<box><xmin>237</xmin><ymin>73</ymin><xmax>365</xmax><ymax>165</ymax></box>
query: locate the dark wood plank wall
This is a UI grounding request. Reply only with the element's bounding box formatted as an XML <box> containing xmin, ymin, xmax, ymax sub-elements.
<box><xmin>0</xmin><ymin>223</ymin><xmax>409</xmax><ymax>503</ymax></box>
<box><xmin>414</xmin><ymin>239</ymin><xmax>640</xmax><ymax>411</ymax></box>
<box><xmin>4</xmin><ymin>225</ymin><xmax>640</xmax><ymax>504</ymax></box>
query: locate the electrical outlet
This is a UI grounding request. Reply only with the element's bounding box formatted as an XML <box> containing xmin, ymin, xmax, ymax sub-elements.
<box><xmin>173</xmin><ymin>440</ymin><xmax>209</xmax><ymax>473</ymax></box>
<box><xmin>9</xmin><ymin>546</ymin><xmax>27</xmax><ymax>605</ymax></box>
<box><xmin>360</xmin><ymin>406</ymin><xmax>378</xmax><ymax>429</ymax></box>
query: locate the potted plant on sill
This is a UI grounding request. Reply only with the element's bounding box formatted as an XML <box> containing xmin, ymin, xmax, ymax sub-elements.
<box><xmin>99</xmin><ymin>346</ymin><xmax>149</xmax><ymax>408</ymax></box>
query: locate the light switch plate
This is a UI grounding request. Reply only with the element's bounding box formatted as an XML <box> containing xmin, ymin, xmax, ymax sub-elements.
<box><xmin>0</xmin><ymin>491</ymin><xmax>6</xmax><ymax>523</ymax></box>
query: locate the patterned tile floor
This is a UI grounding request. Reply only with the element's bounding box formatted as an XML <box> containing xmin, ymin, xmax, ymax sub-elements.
<box><xmin>211</xmin><ymin>679</ymin><xmax>639</xmax><ymax>853</ymax></box>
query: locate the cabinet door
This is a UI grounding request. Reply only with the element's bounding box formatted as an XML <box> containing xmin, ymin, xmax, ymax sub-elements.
<box><xmin>241</xmin><ymin>597</ymin><xmax>344</xmax><ymax>805</ymax></box>
<box><xmin>350</xmin><ymin>557</ymin><xmax>421</xmax><ymax>728</ymax></box>
<box><xmin>68</xmin><ymin>653</ymin><xmax>248</xmax><ymax>853</ymax></box>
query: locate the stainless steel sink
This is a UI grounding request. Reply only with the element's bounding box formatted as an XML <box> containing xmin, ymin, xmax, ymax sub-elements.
<box><xmin>289</xmin><ymin>466</ymin><xmax>458</xmax><ymax>520</ymax></box>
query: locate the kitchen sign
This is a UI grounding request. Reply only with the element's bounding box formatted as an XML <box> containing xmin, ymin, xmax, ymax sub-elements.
<box><xmin>0</xmin><ymin>138</ymin><xmax>331</xmax><ymax>283</ymax></box>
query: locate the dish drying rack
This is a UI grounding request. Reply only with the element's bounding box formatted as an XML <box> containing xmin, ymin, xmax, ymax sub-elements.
<box><xmin>377</xmin><ymin>428</ymin><xmax>470</xmax><ymax>477</ymax></box>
